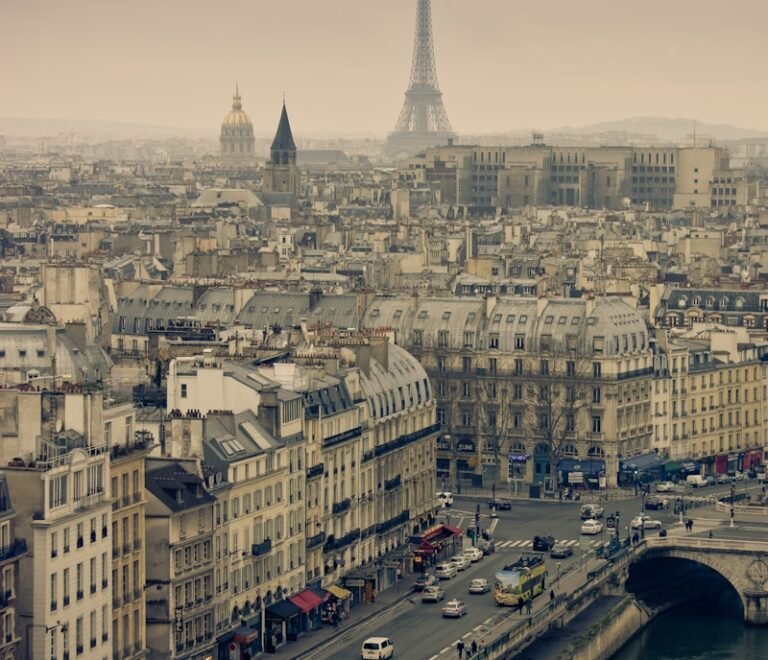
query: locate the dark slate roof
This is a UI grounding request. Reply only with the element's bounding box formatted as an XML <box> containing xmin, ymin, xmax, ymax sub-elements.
<box><xmin>145</xmin><ymin>462</ymin><xmax>215</xmax><ymax>513</ymax></box>
<box><xmin>271</xmin><ymin>104</ymin><xmax>297</xmax><ymax>152</ymax></box>
<box><xmin>235</xmin><ymin>291</ymin><xmax>360</xmax><ymax>329</ymax></box>
<box><xmin>202</xmin><ymin>409</ymin><xmax>281</xmax><ymax>471</ymax></box>
<box><xmin>303</xmin><ymin>378</ymin><xmax>355</xmax><ymax>419</ymax></box>
<box><xmin>664</xmin><ymin>288</ymin><xmax>764</xmax><ymax>313</ymax></box>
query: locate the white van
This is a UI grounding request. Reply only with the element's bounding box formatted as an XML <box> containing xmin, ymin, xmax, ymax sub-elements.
<box><xmin>436</xmin><ymin>491</ymin><xmax>454</xmax><ymax>507</ymax></box>
<box><xmin>686</xmin><ymin>474</ymin><xmax>707</xmax><ymax>488</ymax></box>
<box><xmin>361</xmin><ymin>637</ymin><xmax>394</xmax><ymax>660</ymax></box>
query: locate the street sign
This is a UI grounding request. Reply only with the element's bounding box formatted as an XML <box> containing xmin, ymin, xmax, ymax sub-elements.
<box><xmin>345</xmin><ymin>579</ymin><xmax>365</xmax><ymax>587</ymax></box>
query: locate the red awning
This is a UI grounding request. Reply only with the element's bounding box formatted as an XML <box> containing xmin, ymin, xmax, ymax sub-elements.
<box><xmin>416</xmin><ymin>541</ymin><xmax>437</xmax><ymax>555</ymax></box>
<box><xmin>289</xmin><ymin>594</ymin><xmax>312</xmax><ymax>613</ymax></box>
<box><xmin>289</xmin><ymin>588</ymin><xmax>325</xmax><ymax>613</ymax></box>
<box><xmin>443</xmin><ymin>524</ymin><xmax>464</xmax><ymax>536</ymax></box>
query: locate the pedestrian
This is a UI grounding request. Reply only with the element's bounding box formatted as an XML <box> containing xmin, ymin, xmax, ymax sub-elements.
<box><xmin>559</xmin><ymin>489</ymin><xmax>563</xmax><ymax>502</ymax></box>
<box><xmin>709</xmin><ymin>530</ymin><xmax>714</xmax><ymax>538</ymax></box>
<box><xmin>517</xmin><ymin>596</ymin><xmax>524</xmax><ymax>614</ymax></box>
<box><xmin>456</xmin><ymin>639</ymin><xmax>465</xmax><ymax>659</ymax></box>
<box><xmin>550</xmin><ymin>589</ymin><xmax>555</xmax><ymax>603</ymax></box>
<box><xmin>689</xmin><ymin>518</ymin><xmax>695</xmax><ymax>532</ymax></box>
<box><xmin>470</xmin><ymin>639</ymin><xmax>478</xmax><ymax>655</ymax></box>
<box><xmin>526</xmin><ymin>598</ymin><xmax>533</xmax><ymax>615</ymax></box>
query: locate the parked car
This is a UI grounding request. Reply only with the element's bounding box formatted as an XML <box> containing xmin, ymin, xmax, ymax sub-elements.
<box><xmin>729</xmin><ymin>471</ymin><xmax>747</xmax><ymax>482</ymax></box>
<box><xmin>489</xmin><ymin>498</ymin><xmax>512</xmax><ymax>510</ymax></box>
<box><xmin>656</xmin><ymin>481</ymin><xmax>676</xmax><ymax>492</ymax></box>
<box><xmin>442</xmin><ymin>599</ymin><xmax>468</xmax><ymax>618</ymax></box>
<box><xmin>421</xmin><ymin>585</ymin><xmax>446</xmax><ymax>603</ymax></box>
<box><xmin>477</xmin><ymin>538</ymin><xmax>496</xmax><ymax>555</ymax></box>
<box><xmin>644</xmin><ymin>496</ymin><xmax>669</xmax><ymax>511</ymax></box>
<box><xmin>463</xmin><ymin>547</ymin><xmax>484</xmax><ymax>563</ymax></box>
<box><xmin>361</xmin><ymin>638</ymin><xmax>394</xmax><ymax>660</ymax></box>
<box><xmin>580</xmin><ymin>504</ymin><xmax>605</xmax><ymax>519</ymax></box>
<box><xmin>468</xmin><ymin>578</ymin><xmax>491</xmax><ymax>594</ymax></box>
<box><xmin>631</xmin><ymin>514</ymin><xmax>663</xmax><ymax>530</ymax></box>
<box><xmin>686</xmin><ymin>475</ymin><xmax>708</xmax><ymax>488</ymax></box>
<box><xmin>412</xmin><ymin>574</ymin><xmax>438</xmax><ymax>592</ymax></box>
<box><xmin>532</xmin><ymin>535</ymin><xmax>556</xmax><ymax>551</ymax></box>
<box><xmin>550</xmin><ymin>542</ymin><xmax>574</xmax><ymax>558</ymax></box>
<box><xmin>435</xmin><ymin>562</ymin><xmax>458</xmax><ymax>580</ymax></box>
<box><xmin>580</xmin><ymin>519</ymin><xmax>603</xmax><ymax>535</ymax></box>
<box><xmin>450</xmin><ymin>555</ymin><xmax>470</xmax><ymax>571</ymax></box>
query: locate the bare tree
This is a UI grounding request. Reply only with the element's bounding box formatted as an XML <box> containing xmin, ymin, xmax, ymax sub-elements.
<box><xmin>475</xmin><ymin>379</ymin><xmax>514</xmax><ymax>487</ymax></box>
<box><xmin>523</xmin><ymin>352</ymin><xmax>592</xmax><ymax>491</ymax></box>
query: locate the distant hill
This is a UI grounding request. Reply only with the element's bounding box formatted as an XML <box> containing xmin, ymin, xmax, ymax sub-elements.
<box><xmin>0</xmin><ymin>117</ymin><xmax>216</xmax><ymax>140</ymax></box>
<box><xmin>559</xmin><ymin>117</ymin><xmax>768</xmax><ymax>141</ymax></box>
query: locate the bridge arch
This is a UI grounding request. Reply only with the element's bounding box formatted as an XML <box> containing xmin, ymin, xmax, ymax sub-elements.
<box><xmin>629</xmin><ymin>539</ymin><xmax>768</xmax><ymax>624</ymax></box>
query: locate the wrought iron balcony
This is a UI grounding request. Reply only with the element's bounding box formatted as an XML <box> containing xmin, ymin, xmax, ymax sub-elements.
<box><xmin>332</xmin><ymin>498</ymin><xmax>351</xmax><ymax>515</ymax></box>
<box><xmin>306</xmin><ymin>532</ymin><xmax>326</xmax><ymax>550</ymax></box>
<box><xmin>251</xmin><ymin>538</ymin><xmax>272</xmax><ymax>557</ymax></box>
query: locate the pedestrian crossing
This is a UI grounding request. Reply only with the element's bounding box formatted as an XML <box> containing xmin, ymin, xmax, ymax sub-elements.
<box><xmin>495</xmin><ymin>538</ymin><xmax>604</xmax><ymax>549</ymax></box>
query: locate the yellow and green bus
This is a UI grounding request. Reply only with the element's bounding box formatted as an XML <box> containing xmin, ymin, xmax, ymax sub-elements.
<box><xmin>494</xmin><ymin>555</ymin><xmax>548</xmax><ymax>606</ymax></box>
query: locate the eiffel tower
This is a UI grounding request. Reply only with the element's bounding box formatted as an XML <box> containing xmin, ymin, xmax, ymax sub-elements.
<box><xmin>386</xmin><ymin>0</ymin><xmax>456</xmax><ymax>155</ymax></box>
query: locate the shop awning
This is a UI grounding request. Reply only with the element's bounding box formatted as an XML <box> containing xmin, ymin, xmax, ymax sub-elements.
<box><xmin>289</xmin><ymin>589</ymin><xmax>324</xmax><ymax>613</ymax></box>
<box><xmin>557</xmin><ymin>459</ymin><xmax>605</xmax><ymax>474</ymax></box>
<box><xmin>443</xmin><ymin>524</ymin><xmax>464</xmax><ymax>536</ymax></box>
<box><xmin>620</xmin><ymin>452</ymin><xmax>664</xmax><ymax>473</ymax></box>
<box><xmin>326</xmin><ymin>584</ymin><xmax>352</xmax><ymax>600</ymax></box>
<box><xmin>265</xmin><ymin>599</ymin><xmax>302</xmax><ymax>620</ymax></box>
<box><xmin>415</xmin><ymin>541</ymin><xmax>437</xmax><ymax>555</ymax></box>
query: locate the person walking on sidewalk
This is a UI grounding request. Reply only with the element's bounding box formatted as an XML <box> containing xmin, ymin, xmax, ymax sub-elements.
<box><xmin>549</xmin><ymin>589</ymin><xmax>556</xmax><ymax>609</ymax></box>
<box><xmin>470</xmin><ymin>639</ymin><xmax>478</xmax><ymax>656</ymax></box>
<box><xmin>526</xmin><ymin>598</ymin><xmax>533</xmax><ymax>615</ymax></box>
<box><xmin>517</xmin><ymin>596</ymin><xmax>524</xmax><ymax>614</ymax></box>
<box><xmin>456</xmin><ymin>639</ymin><xmax>465</xmax><ymax>659</ymax></box>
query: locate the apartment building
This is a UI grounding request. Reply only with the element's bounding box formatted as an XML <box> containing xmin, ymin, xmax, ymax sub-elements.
<box><xmin>0</xmin><ymin>387</ymin><xmax>112</xmax><ymax>660</ymax></box>
<box><xmin>652</xmin><ymin>325</ymin><xmax>767</xmax><ymax>474</ymax></box>
<box><xmin>145</xmin><ymin>458</ymin><xmax>216</xmax><ymax>660</ymax></box>
<box><xmin>364</xmin><ymin>295</ymin><xmax>654</xmax><ymax>490</ymax></box>
<box><xmin>0</xmin><ymin>474</ymin><xmax>25</xmax><ymax>660</ymax></box>
<box><xmin>105</xmin><ymin>399</ymin><xmax>152</xmax><ymax>660</ymax></box>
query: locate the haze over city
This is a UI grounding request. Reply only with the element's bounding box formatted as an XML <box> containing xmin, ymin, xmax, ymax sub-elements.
<box><xmin>4</xmin><ymin>0</ymin><xmax>768</xmax><ymax>136</ymax></box>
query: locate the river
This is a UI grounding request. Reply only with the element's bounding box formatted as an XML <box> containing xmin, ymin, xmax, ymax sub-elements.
<box><xmin>613</xmin><ymin>589</ymin><xmax>768</xmax><ymax>659</ymax></box>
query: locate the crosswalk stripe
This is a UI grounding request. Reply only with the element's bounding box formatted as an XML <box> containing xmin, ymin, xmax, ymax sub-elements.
<box><xmin>520</xmin><ymin>540</ymin><xmax>533</xmax><ymax>547</ymax></box>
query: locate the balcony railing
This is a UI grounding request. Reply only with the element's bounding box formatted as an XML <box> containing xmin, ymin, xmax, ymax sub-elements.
<box><xmin>384</xmin><ymin>475</ymin><xmax>402</xmax><ymax>491</ymax></box>
<box><xmin>251</xmin><ymin>538</ymin><xmax>272</xmax><ymax>557</ymax></box>
<box><xmin>363</xmin><ymin>423</ymin><xmax>440</xmax><ymax>462</ymax></box>
<box><xmin>323</xmin><ymin>528</ymin><xmax>361</xmax><ymax>554</ymax></box>
<box><xmin>306</xmin><ymin>532</ymin><xmax>326</xmax><ymax>550</ymax></box>
<box><xmin>0</xmin><ymin>538</ymin><xmax>26</xmax><ymax>562</ymax></box>
<box><xmin>306</xmin><ymin>463</ymin><xmax>324</xmax><ymax>480</ymax></box>
<box><xmin>322</xmin><ymin>426</ymin><xmax>362</xmax><ymax>449</ymax></box>
<box><xmin>332</xmin><ymin>498</ymin><xmax>351</xmax><ymax>515</ymax></box>
<box><xmin>376</xmin><ymin>510</ymin><xmax>410</xmax><ymax>535</ymax></box>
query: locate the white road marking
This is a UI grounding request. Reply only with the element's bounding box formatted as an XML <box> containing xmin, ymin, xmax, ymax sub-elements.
<box><xmin>440</xmin><ymin>646</ymin><xmax>450</xmax><ymax>654</ymax></box>
<box><xmin>462</xmin><ymin>631</ymin><xmax>473</xmax><ymax>639</ymax></box>
<box><xmin>565</xmin><ymin>540</ymin><xmax>579</xmax><ymax>546</ymax></box>
<box><xmin>489</xmin><ymin>518</ymin><xmax>499</xmax><ymax>534</ymax></box>
<box><xmin>428</xmin><ymin>656</ymin><xmax>439</xmax><ymax>660</ymax></box>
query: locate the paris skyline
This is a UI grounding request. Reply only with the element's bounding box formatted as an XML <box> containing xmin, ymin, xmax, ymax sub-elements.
<box><xmin>3</xmin><ymin>0</ymin><xmax>768</xmax><ymax>136</ymax></box>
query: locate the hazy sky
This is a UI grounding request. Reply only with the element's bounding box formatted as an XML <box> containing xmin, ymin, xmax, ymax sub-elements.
<box><xmin>3</xmin><ymin>0</ymin><xmax>767</xmax><ymax>136</ymax></box>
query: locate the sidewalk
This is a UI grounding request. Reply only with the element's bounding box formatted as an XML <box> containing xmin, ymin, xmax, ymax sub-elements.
<box><xmin>454</xmin><ymin>485</ymin><xmax>638</xmax><ymax>504</ymax></box>
<box><xmin>274</xmin><ymin>579</ymin><xmax>413</xmax><ymax>659</ymax></box>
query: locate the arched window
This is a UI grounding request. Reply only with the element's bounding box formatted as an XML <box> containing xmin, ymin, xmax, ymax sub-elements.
<box><xmin>561</xmin><ymin>444</ymin><xmax>579</xmax><ymax>457</ymax></box>
<box><xmin>587</xmin><ymin>446</ymin><xmax>605</xmax><ymax>458</ymax></box>
<box><xmin>534</xmin><ymin>443</ymin><xmax>550</xmax><ymax>458</ymax></box>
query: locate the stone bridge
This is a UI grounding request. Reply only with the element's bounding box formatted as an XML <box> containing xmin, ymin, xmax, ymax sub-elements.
<box><xmin>630</xmin><ymin>536</ymin><xmax>768</xmax><ymax>624</ymax></box>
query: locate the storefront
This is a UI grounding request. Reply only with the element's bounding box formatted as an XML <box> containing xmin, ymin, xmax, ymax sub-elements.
<box><xmin>410</xmin><ymin>524</ymin><xmax>463</xmax><ymax>567</ymax></box>
<box><xmin>217</xmin><ymin>624</ymin><xmax>260</xmax><ymax>660</ymax></box>
<box><xmin>288</xmin><ymin>588</ymin><xmax>325</xmax><ymax>634</ymax></box>
<box><xmin>320</xmin><ymin>584</ymin><xmax>353</xmax><ymax>624</ymax></box>
<box><xmin>264</xmin><ymin>599</ymin><xmax>303</xmax><ymax>650</ymax></box>
<box><xmin>556</xmin><ymin>459</ymin><xmax>606</xmax><ymax>489</ymax></box>
<box><xmin>665</xmin><ymin>460</ymin><xmax>701</xmax><ymax>479</ymax></box>
<box><xmin>743</xmin><ymin>448</ymin><xmax>764</xmax><ymax>471</ymax></box>
<box><xmin>715</xmin><ymin>454</ymin><xmax>729</xmax><ymax>475</ymax></box>
<box><xmin>619</xmin><ymin>452</ymin><xmax>665</xmax><ymax>485</ymax></box>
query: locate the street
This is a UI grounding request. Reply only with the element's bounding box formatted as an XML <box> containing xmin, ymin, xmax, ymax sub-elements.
<box><xmin>318</xmin><ymin>482</ymin><xmax>763</xmax><ymax>660</ymax></box>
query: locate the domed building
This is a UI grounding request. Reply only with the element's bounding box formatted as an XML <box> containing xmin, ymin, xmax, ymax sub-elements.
<box><xmin>219</xmin><ymin>83</ymin><xmax>255</xmax><ymax>159</ymax></box>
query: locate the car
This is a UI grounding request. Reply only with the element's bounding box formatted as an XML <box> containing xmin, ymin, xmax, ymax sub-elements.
<box><xmin>489</xmin><ymin>498</ymin><xmax>512</xmax><ymax>510</ymax></box>
<box><xmin>644</xmin><ymin>496</ymin><xmax>669</xmax><ymax>511</ymax></box>
<box><xmin>631</xmin><ymin>514</ymin><xmax>663</xmax><ymax>530</ymax></box>
<box><xmin>412</xmin><ymin>574</ymin><xmax>438</xmax><ymax>592</ymax></box>
<box><xmin>477</xmin><ymin>538</ymin><xmax>496</xmax><ymax>555</ymax></box>
<box><xmin>532</xmin><ymin>535</ymin><xmax>556</xmax><ymax>551</ymax></box>
<box><xmin>580</xmin><ymin>504</ymin><xmax>605</xmax><ymax>519</ymax></box>
<box><xmin>435</xmin><ymin>562</ymin><xmax>458</xmax><ymax>579</ymax></box>
<box><xmin>436</xmin><ymin>491</ymin><xmax>454</xmax><ymax>507</ymax></box>
<box><xmin>550</xmin><ymin>541</ymin><xmax>575</xmax><ymax>558</ymax></box>
<box><xmin>468</xmin><ymin>578</ymin><xmax>491</xmax><ymax>594</ymax></box>
<box><xmin>463</xmin><ymin>547</ymin><xmax>484</xmax><ymax>563</ymax></box>
<box><xmin>580</xmin><ymin>520</ymin><xmax>603</xmax><ymax>535</ymax></box>
<box><xmin>441</xmin><ymin>599</ymin><xmax>468</xmax><ymax>618</ymax></box>
<box><xmin>361</xmin><ymin>637</ymin><xmax>394</xmax><ymax>660</ymax></box>
<box><xmin>421</xmin><ymin>585</ymin><xmax>446</xmax><ymax>603</ymax></box>
<box><xmin>656</xmin><ymin>481</ymin><xmax>676</xmax><ymax>492</ymax></box>
<box><xmin>729</xmin><ymin>471</ymin><xmax>747</xmax><ymax>482</ymax></box>
<box><xmin>715</xmin><ymin>473</ymin><xmax>730</xmax><ymax>484</ymax></box>
<box><xmin>450</xmin><ymin>555</ymin><xmax>470</xmax><ymax>571</ymax></box>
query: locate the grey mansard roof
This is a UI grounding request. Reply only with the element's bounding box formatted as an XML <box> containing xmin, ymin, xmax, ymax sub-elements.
<box><xmin>235</xmin><ymin>292</ymin><xmax>359</xmax><ymax>329</ymax></box>
<box><xmin>359</xmin><ymin>342</ymin><xmax>432</xmax><ymax>421</ymax></box>
<box><xmin>362</xmin><ymin>296</ymin><xmax>649</xmax><ymax>357</ymax></box>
